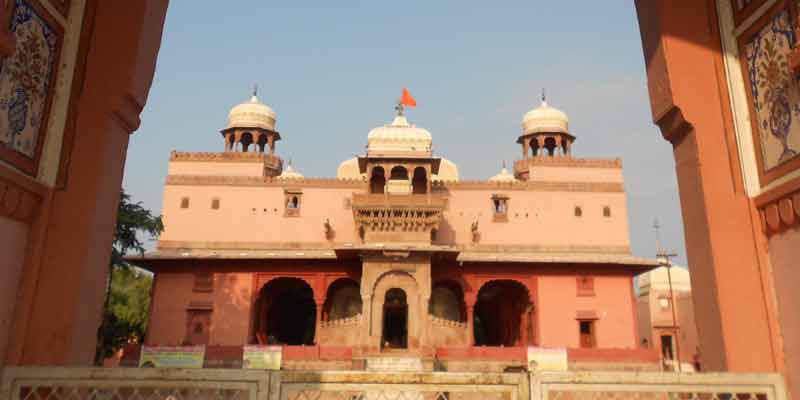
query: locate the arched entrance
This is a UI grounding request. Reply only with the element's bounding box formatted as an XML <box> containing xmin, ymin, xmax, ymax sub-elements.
<box><xmin>429</xmin><ymin>280</ymin><xmax>465</xmax><ymax>322</ymax></box>
<box><xmin>474</xmin><ymin>280</ymin><xmax>532</xmax><ymax>347</ymax></box>
<box><xmin>253</xmin><ymin>278</ymin><xmax>316</xmax><ymax>345</ymax></box>
<box><xmin>323</xmin><ymin>277</ymin><xmax>362</xmax><ymax>321</ymax></box>
<box><xmin>382</xmin><ymin>288</ymin><xmax>408</xmax><ymax>349</ymax></box>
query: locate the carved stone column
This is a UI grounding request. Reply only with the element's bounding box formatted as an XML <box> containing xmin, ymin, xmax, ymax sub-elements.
<box><xmin>314</xmin><ymin>301</ymin><xmax>324</xmax><ymax>345</ymax></box>
<box><xmin>465</xmin><ymin>297</ymin><xmax>476</xmax><ymax>346</ymax></box>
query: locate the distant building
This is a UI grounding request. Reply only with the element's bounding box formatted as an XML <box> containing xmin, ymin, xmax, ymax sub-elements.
<box><xmin>637</xmin><ymin>264</ymin><xmax>700</xmax><ymax>372</ymax></box>
<box><xmin>131</xmin><ymin>91</ymin><xmax>661</xmax><ymax>371</ymax></box>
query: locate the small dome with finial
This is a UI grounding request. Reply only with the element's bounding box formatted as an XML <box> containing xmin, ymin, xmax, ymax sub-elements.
<box><xmin>278</xmin><ymin>161</ymin><xmax>303</xmax><ymax>180</ymax></box>
<box><xmin>489</xmin><ymin>162</ymin><xmax>517</xmax><ymax>182</ymax></box>
<box><xmin>366</xmin><ymin>103</ymin><xmax>432</xmax><ymax>156</ymax></box>
<box><xmin>227</xmin><ymin>87</ymin><xmax>277</xmax><ymax>131</ymax></box>
<box><xmin>522</xmin><ymin>90</ymin><xmax>569</xmax><ymax>135</ymax></box>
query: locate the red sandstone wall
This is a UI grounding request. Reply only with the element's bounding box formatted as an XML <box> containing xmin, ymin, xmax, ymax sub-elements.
<box><xmin>537</xmin><ymin>274</ymin><xmax>637</xmax><ymax>348</ymax></box>
<box><xmin>0</xmin><ymin>216</ymin><xmax>29</xmax><ymax>364</ymax></box>
<box><xmin>765</xmin><ymin>230</ymin><xmax>800</xmax><ymax>392</ymax></box>
<box><xmin>211</xmin><ymin>273</ymin><xmax>253</xmax><ymax>345</ymax></box>
<box><xmin>147</xmin><ymin>272</ymin><xmax>255</xmax><ymax>346</ymax></box>
<box><xmin>147</xmin><ymin>273</ymin><xmax>196</xmax><ymax>346</ymax></box>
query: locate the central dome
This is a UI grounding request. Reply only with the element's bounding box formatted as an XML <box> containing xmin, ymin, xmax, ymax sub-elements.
<box><xmin>521</xmin><ymin>100</ymin><xmax>569</xmax><ymax>135</ymax></box>
<box><xmin>227</xmin><ymin>94</ymin><xmax>276</xmax><ymax>131</ymax></box>
<box><xmin>366</xmin><ymin>115</ymin><xmax>432</xmax><ymax>156</ymax></box>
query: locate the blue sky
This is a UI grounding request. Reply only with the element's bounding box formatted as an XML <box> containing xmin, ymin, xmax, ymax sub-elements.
<box><xmin>122</xmin><ymin>1</ymin><xmax>687</xmax><ymax>265</ymax></box>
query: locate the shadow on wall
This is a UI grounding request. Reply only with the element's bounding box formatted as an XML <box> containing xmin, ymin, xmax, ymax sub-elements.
<box><xmin>215</xmin><ymin>274</ymin><xmax>254</xmax><ymax>345</ymax></box>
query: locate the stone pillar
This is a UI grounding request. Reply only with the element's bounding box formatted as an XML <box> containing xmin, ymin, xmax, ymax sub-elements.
<box><xmin>466</xmin><ymin>297</ymin><xmax>476</xmax><ymax>346</ymax></box>
<box><xmin>5</xmin><ymin>0</ymin><xmax>169</xmax><ymax>366</ymax></box>
<box><xmin>522</xmin><ymin>140</ymin><xmax>530</xmax><ymax>159</ymax></box>
<box><xmin>314</xmin><ymin>301</ymin><xmax>324</xmax><ymax>345</ymax></box>
<box><xmin>636</xmin><ymin>0</ymin><xmax>781</xmax><ymax>374</ymax></box>
<box><xmin>268</xmin><ymin>135</ymin><xmax>275</xmax><ymax>154</ymax></box>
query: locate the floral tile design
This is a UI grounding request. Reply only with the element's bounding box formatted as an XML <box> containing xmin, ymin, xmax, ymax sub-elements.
<box><xmin>743</xmin><ymin>8</ymin><xmax>800</xmax><ymax>172</ymax></box>
<box><xmin>0</xmin><ymin>0</ymin><xmax>60</xmax><ymax>166</ymax></box>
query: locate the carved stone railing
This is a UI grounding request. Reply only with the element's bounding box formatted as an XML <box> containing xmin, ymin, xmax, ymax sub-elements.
<box><xmin>169</xmin><ymin>150</ymin><xmax>282</xmax><ymax>169</ymax></box>
<box><xmin>351</xmin><ymin>194</ymin><xmax>448</xmax><ymax>243</ymax></box>
<box><xmin>0</xmin><ymin>367</ymin><xmax>788</xmax><ymax>400</ymax></box>
<box><xmin>430</xmin><ymin>315</ymin><xmax>468</xmax><ymax>328</ymax></box>
<box><xmin>320</xmin><ymin>314</ymin><xmax>361</xmax><ymax>328</ymax></box>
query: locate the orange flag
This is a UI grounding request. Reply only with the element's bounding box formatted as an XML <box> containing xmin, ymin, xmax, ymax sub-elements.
<box><xmin>400</xmin><ymin>88</ymin><xmax>416</xmax><ymax>107</ymax></box>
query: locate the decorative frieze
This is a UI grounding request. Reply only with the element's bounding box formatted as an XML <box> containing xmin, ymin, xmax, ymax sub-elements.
<box><xmin>320</xmin><ymin>314</ymin><xmax>361</xmax><ymax>328</ymax></box>
<box><xmin>166</xmin><ymin>174</ymin><xmax>624</xmax><ymax>193</ymax></box>
<box><xmin>351</xmin><ymin>193</ymin><xmax>447</xmax><ymax>243</ymax></box>
<box><xmin>514</xmin><ymin>157</ymin><xmax>622</xmax><ymax>170</ymax></box>
<box><xmin>0</xmin><ymin>164</ymin><xmax>44</xmax><ymax>223</ymax></box>
<box><xmin>430</xmin><ymin>315</ymin><xmax>467</xmax><ymax>329</ymax></box>
<box><xmin>170</xmin><ymin>151</ymin><xmax>283</xmax><ymax>170</ymax></box>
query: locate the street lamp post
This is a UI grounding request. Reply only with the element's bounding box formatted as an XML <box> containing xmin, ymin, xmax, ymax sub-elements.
<box><xmin>654</xmin><ymin>219</ymin><xmax>681</xmax><ymax>372</ymax></box>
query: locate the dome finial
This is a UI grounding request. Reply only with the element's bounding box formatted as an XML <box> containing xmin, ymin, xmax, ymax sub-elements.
<box><xmin>541</xmin><ymin>88</ymin><xmax>547</xmax><ymax>105</ymax></box>
<box><xmin>253</xmin><ymin>83</ymin><xmax>258</xmax><ymax>98</ymax></box>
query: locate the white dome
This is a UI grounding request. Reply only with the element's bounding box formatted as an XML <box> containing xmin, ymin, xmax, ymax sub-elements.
<box><xmin>432</xmin><ymin>158</ymin><xmax>459</xmax><ymax>182</ymax></box>
<box><xmin>638</xmin><ymin>265</ymin><xmax>691</xmax><ymax>295</ymax></box>
<box><xmin>337</xmin><ymin>157</ymin><xmax>365</xmax><ymax>180</ymax></box>
<box><xmin>489</xmin><ymin>167</ymin><xmax>516</xmax><ymax>182</ymax></box>
<box><xmin>367</xmin><ymin>115</ymin><xmax>432</xmax><ymax>156</ymax></box>
<box><xmin>278</xmin><ymin>164</ymin><xmax>303</xmax><ymax>180</ymax></box>
<box><xmin>522</xmin><ymin>100</ymin><xmax>569</xmax><ymax>135</ymax></box>
<box><xmin>227</xmin><ymin>95</ymin><xmax>276</xmax><ymax>131</ymax></box>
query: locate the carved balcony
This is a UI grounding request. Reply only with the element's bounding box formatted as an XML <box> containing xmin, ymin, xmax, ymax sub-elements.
<box><xmin>351</xmin><ymin>193</ymin><xmax>447</xmax><ymax>244</ymax></box>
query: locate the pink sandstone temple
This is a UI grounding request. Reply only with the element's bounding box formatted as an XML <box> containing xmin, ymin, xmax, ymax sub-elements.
<box><xmin>132</xmin><ymin>91</ymin><xmax>660</xmax><ymax>371</ymax></box>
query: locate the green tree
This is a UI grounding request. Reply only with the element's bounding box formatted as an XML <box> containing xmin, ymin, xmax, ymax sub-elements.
<box><xmin>95</xmin><ymin>190</ymin><xmax>163</xmax><ymax>364</ymax></box>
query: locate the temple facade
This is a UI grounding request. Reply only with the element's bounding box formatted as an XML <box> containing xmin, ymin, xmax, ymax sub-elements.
<box><xmin>133</xmin><ymin>92</ymin><xmax>659</xmax><ymax>371</ymax></box>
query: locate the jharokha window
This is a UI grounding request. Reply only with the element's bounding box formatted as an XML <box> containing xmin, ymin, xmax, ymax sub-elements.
<box><xmin>491</xmin><ymin>194</ymin><xmax>509</xmax><ymax>222</ymax></box>
<box><xmin>736</xmin><ymin>1</ymin><xmax>800</xmax><ymax>185</ymax></box>
<box><xmin>284</xmin><ymin>189</ymin><xmax>302</xmax><ymax>217</ymax></box>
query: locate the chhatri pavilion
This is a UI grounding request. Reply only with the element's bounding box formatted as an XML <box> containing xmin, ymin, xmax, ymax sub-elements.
<box><xmin>132</xmin><ymin>90</ymin><xmax>659</xmax><ymax>371</ymax></box>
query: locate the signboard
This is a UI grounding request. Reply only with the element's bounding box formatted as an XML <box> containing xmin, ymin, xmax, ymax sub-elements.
<box><xmin>242</xmin><ymin>345</ymin><xmax>282</xmax><ymax>370</ymax></box>
<box><xmin>527</xmin><ymin>347</ymin><xmax>568</xmax><ymax>372</ymax></box>
<box><xmin>139</xmin><ymin>345</ymin><xmax>205</xmax><ymax>368</ymax></box>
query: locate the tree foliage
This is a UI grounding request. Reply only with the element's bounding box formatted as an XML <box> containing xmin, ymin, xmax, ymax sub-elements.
<box><xmin>95</xmin><ymin>190</ymin><xmax>163</xmax><ymax>363</ymax></box>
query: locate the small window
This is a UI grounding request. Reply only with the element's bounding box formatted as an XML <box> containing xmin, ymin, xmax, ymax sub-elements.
<box><xmin>180</xmin><ymin>197</ymin><xmax>190</xmax><ymax>209</ymax></box>
<box><xmin>574</xmin><ymin>206</ymin><xmax>582</xmax><ymax>217</ymax></box>
<box><xmin>579</xmin><ymin>320</ymin><xmax>595</xmax><ymax>348</ymax></box>
<box><xmin>284</xmin><ymin>190</ymin><xmax>302</xmax><ymax>217</ymax></box>
<box><xmin>576</xmin><ymin>276</ymin><xmax>594</xmax><ymax>296</ymax></box>
<box><xmin>211</xmin><ymin>198</ymin><xmax>220</xmax><ymax>210</ymax></box>
<box><xmin>193</xmin><ymin>322</ymin><xmax>204</xmax><ymax>334</ymax></box>
<box><xmin>603</xmin><ymin>206</ymin><xmax>611</xmax><ymax>217</ymax></box>
<box><xmin>491</xmin><ymin>194</ymin><xmax>509</xmax><ymax>222</ymax></box>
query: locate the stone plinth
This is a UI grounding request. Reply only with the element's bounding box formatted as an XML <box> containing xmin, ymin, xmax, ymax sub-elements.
<box><xmin>364</xmin><ymin>356</ymin><xmax>424</xmax><ymax>372</ymax></box>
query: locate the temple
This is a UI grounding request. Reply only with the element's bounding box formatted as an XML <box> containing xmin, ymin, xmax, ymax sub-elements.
<box><xmin>132</xmin><ymin>91</ymin><xmax>660</xmax><ymax>371</ymax></box>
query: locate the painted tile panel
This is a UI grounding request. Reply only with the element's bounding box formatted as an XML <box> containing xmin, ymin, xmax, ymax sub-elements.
<box><xmin>741</xmin><ymin>6</ymin><xmax>800</xmax><ymax>181</ymax></box>
<box><xmin>0</xmin><ymin>0</ymin><xmax>62</xmax><ymax>174</ymax></box>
